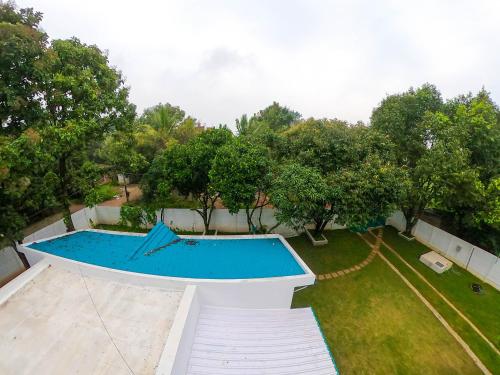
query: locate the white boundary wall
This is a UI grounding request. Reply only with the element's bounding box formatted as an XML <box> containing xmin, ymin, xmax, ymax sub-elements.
<box><xmin>386</xmin><ymin>211</ymin><xmax>500</xmax><ymax>289</ymax></box>
<box><xmin>95</xmin><ymin>206</ymin><xmax>344</xmax><ymax>236</ymax></box>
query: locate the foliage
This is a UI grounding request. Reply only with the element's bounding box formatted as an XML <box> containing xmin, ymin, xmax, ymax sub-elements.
<box><xmin>142</xmin><ymin>127</ymin><xmax>233</xmax><ymax>230</ymax></box>
<box><xmin>0</xmin><ymin>128</ymin><xmax>57</xmax><ymax>246</ymax></box>
<box><xmin>210</xmin><ymin>138</ymin><xmax>272</xmax><ymax>232</ymax></box>
<box><xmin>236</xmin><ymin>102</ymin><xmax>301</xmax><ymax>136</ymax></box>
<box><xmin>271</xmin><ymin>160</ymin><xmax>404</xmax><ymax>236</ymax></box>
<box><xmin>139</xmin><ymin>102</ymin><xmax>185</xmax><ymax>133</ymax></box>
<box><xmin>119</xmin><ymin>203</ymin><xmax>156</xmax><ymax>229</ymax></box>
<box><xmin>271</xmin><ymin>163</ymin><xmax>333</xmax><ymax>234</ymax></box>
<box><xmin>372</xmin><ymin>84</ymin><xmax>474</xmax><ymax>234</ymax></box>
<box><xmin>0</xmin><ymin>2</ymin><xmax>46</xmax><ymax>136</ymax></box>
<box><xmin>84</xmin><ymin>183</ymin><xmax>118</xmax><ymax>207</ymax></box>
<box><xmin>279</xmin><ymin>118</ymin><xmax>360</xmax><ymax>174</ymax></box>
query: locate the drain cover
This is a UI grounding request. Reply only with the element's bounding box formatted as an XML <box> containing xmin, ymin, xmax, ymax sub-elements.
<box><xmin>471</xmin><ymin>283</ymin><xmax>483</xmax><ymax>294</ymax></box>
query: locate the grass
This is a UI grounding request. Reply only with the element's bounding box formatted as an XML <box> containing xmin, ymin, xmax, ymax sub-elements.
<box><xmin>94</xmin><ymin>183</ymin><xmax>120</xmax><ymax>203</ymax></box>
<box><xmin>381</xmin><ymin>226</ymin><xmax>500</xmax><ymax>349</ymax></box>
<box><xmin>291</xmin><ymin>230</ymin><xmax>483</xmax><ymax>374</ymax></box>
<box><xmin>287</xmin><ymin>229</ymin><xmax>372</xmax><ymax>274</ymax></box>
<box><xmin>163</xmin><ymin>194</ymin><xmax>199</xmax><ymax>209</ymax></box>
<box><xmin>94</xmin><ymin>224</ymin><xmax>148</xmax><ymax>233</ymax></box>
<box><xmin>380</xmin><ymin>244</ymin><xmax>500</xmax><ymax>373</ymax></box>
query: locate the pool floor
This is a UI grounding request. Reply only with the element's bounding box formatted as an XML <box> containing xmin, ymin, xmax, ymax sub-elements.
<box><xmin>27</xmin><ymin>231</ymin><xmax>306</xmax><ymax>279</ymax></box>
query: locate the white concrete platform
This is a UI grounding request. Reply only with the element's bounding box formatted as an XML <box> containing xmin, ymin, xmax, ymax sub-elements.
<box><xmin>0</xmin><ymin>266</ymin><xmax>183</xmax><ymax>375</ymax></box>
<box><xmin>420</xmin><ymin>250</ymin><xmax>453</xmax><ymax>274</ymax></box>
<box><xmin>186</xmin><ymin>306</ymin><xmax>337</xmax><ymax>375</ymax></box>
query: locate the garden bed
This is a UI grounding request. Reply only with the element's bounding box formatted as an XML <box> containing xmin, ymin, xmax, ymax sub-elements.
<box><xmin>305</xmin><ymin>228</ymin><xmax>329</xmax><ymax>246</ymax></box>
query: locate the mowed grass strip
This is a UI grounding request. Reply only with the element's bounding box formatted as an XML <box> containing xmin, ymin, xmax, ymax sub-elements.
<box><xmin>293</xmin><ymin>256</ymin><xmax>482</xmax><ymax>374</ymax></box>
<box><xmin>382</xmin><ymin>226</ymin><xmax>500</xmax><ymax>349</ymax></box>
<box><xmin>288</xmin><ymin>230</ymin><xmax>372</xmax><ymax>274</ymax></box>
<box><xmin>380</xmin><ymin>244</ymin><xmax>500</xmax><ymax>374</ymax></box>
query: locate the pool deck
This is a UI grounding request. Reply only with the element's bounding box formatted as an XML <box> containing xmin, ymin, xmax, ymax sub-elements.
<box><xmin>0</xmin><ymin>265</ymin><xmax>183</xmax><ymax>375</ymax></box>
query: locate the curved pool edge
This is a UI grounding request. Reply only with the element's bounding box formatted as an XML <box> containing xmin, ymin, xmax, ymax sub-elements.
<box><xmin>20</xmin><ymin>230</ymin><xmax>316</xmax><ymax>309</ymax></box>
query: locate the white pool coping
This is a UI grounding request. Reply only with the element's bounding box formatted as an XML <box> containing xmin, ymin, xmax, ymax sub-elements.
<box><xmin>22</xmin><ymin>228</ymin><xmax>315</xmax><ymax>284</ymax></box>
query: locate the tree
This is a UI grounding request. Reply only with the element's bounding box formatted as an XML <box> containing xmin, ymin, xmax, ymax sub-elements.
<box><xmin>0</xmin><ymin>2</ymin><xmax>46</xmax><ymax>136</ymax></box>
<box><xmin>279</xmin><ymin>118</ymin><xmax>359</xmax><ymax>174</ymax></box>
<box><xmin>330</xmin><ymin>158</ymin><xmax>406</xmax><ymax>229</ymax></box>
<box><xmin>251</xmin><ymin>101</ymin><xmax>301</xmax><ymax>132</ymax></box>
<box><xmin>210</xmin><ymin>139</ymin><xmax>272</xmax><ymax>232</ymax></box>
<box><xmin>36</xmin><ymin>38</ymin><xmax>135</xmax><ymax>230</ymax></box>
<box><xmin>371</xmin><ymin>84</ymin><xmax>470</xmax><ymax>235</ymax></box>
<box><xmin>271</xmin><ymin>160</ymin><xmax>404</xmax><ymax>237</ymax></box>
<box><xmin>173</xmin><ymin>116</ymin><xmax>203</xmax><ymax>144</ymax></box>
<box><xmin>142</xmin><ymin>127</ymin><xmax>233</xmax><ymax>231</ymax></box>
<box><xmin>438</xmin><ymin>90</ymin><xmax>500</xmax><ymax>252</ymax></box>
<box><xmin>0</xmin><ymin>129</ymin><xmax>57</xmax><ymax>266</ymax></box>
<box><xmin>99</xmin><ymin>130</ymin><xmax>148</xmax><ymax>202</ymax></box>
<box><xmin>271</xmin><ymin>163</ymin><xmax>334</xmax><ymax>235</ymax></box>
<box><xmin>371</xmin><ymin>84</ymin><xmax>443</xmax><ymax>167</ymax></box>
<box><xmin>139</xmin><ymin>103</ymin><xmax>186</xmax><ymax>134</ymax></box>
<box><xmin>236</xmin><ymin>102</ymin><xmax>301</xmax><ymax>136</ymax></box>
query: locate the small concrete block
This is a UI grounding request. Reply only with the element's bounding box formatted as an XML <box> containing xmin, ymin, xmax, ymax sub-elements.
<box><xmin>325</xmin><ymin>273</ymin><xmax>332</xmax><ymax>279</ymax></box>
<box><xmin>318</xmin><ymin>274</ymin><xmax>325</xmax><ymax>280</ymax></box>
<box><xmin>349</xmin><ymin>267</ymin><xmax>356</xmax><ymax>272</ymax></box>
<box><xmin>338</xmin><ymin>270</ymin><xmax>345</xmax><ymax>276</ymax></box>
<box><xmin>331</xmin><ymin>272</ymin><xmax>339</xmax><ymax>277</ymax></box>
<box><xmin>354</xmin><ymin>265</ymin><xmax>361</xmax><ymax>270</ymax></box>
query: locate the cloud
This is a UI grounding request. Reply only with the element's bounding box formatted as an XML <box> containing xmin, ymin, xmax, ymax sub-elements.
<box><xmin>18</xmin><ymin>0</ymin><xmax>500</xmax><ymax>128</ymax></box>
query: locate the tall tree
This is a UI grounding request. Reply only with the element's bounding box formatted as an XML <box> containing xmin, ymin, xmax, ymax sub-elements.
<box><xmin>139</xmin><ymin>103</ymin><xmax>186</xmax><ymax>134</ymax></box>
<box><xmin>142</xmin><ymin>127</ymin><xmax>233</xmax><ymax>231</ymax></box>
<box><xmin>271</xmin><ymin>159</ymin><xmax>404</xmax><ymax>237</ymax></box>
<box><xmin>0</xmin><ymin>2</ymin><xmax>46</xmax><ymax>136</ymax></box>
<box><xmin>371</xmin><ymin>84</ymin><xmax>470</xmax><ymax>235</ymax></box>
<box><xmin>271</xmin><ymin>163</ymin><xmax>334</xmax><ymax>235</ymax></box>
<box><xmin>210</xmin><ymin>139</ymin><xmax>272</xmax><ymax>232</ymax></box>
<box><xmin>0</xmin><ymin>129</ymin><xmax>56</xmax><ymax>265</ymax></box>
<box><xmin>39</xmin><ymin>38</ymin><xmax>135</xmax><ymax>230</ymax></box>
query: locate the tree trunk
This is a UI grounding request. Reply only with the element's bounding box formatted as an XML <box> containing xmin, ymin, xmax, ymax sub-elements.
<box><xmin>245</xmin><ymin>207</ymin><xmax>254</xmax><ymax>233</ymax></box>
<box><xmin>124</xmin><ymin>183</ymin><xmax>129</xmax><ymax>202</ymax></box>
<box><xmin>402</xmin><ymin>207</ymin><xmax>420</xmax><ymax>236</ymax></box>
<box><xmin>12</xmin><ymin>240</ymin><xmax>30</xmax><ymax>269</ymax></box>
<box><xmin>194</xmin><ymin>194</ymin><xmax>212</xmax><ymax>233</ymax></box>
<box><xmin>313</xmin><ymin>220</ymin><xmax>323</xmax><ymax>236</ymax></box>
<box><xmin>59</xmin><ymin>157</ymin><xmax>75</xmax><ymax>232</ymax></box>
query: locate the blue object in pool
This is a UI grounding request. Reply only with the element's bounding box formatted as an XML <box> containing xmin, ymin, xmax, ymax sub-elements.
<box><xmin>28</xmin><ymin>230</ymin><xmax>305</xmax><ymax>279</ymax></box>
<box><xmin>129</xmin><ymin>222</ymin><xmax>179</xmax><ymax>259</ymax></box>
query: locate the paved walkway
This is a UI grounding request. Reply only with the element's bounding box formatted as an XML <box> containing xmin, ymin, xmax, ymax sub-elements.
<box><xmin>316</xmin><ymin>229</ymin><xmax>382</xmax><ymax>281</ymax></box>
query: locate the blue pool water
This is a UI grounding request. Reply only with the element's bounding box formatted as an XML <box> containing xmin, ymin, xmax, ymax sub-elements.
<box><xmin>27</xmin><ymin>230</ymin><xmax>306</xmax><ymax>279</ymax></box>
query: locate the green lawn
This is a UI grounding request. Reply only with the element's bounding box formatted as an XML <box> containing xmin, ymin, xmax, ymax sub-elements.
<box><xmin>381</xmin><ymin>227</ymin><xmax>500</xmax><ymax>349</ymax></box>
<box><xmin>287</xmin><ymin>230</ymin><xmax>372</xmax><ymax>274</ymax></box>
<box><xmin>380</xmin><ymin>244</ymin><xmax>500</xmax><ymax>373</ymax></box>
<box><xmin>291</xmin><ymin>230</ymin><xmax>483</xmax><ymax>374</ymax></box>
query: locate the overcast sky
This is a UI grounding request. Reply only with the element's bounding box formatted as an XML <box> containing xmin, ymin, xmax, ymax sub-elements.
<box><xmin>18</xmin><ymin>0</ymin><xmax>500</xmax><ymax>129</ymax></box>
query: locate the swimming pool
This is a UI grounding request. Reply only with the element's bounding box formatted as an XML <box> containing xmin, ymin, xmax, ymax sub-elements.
<box><xmin>26</xmin><ymin>229</ymin><xmax>306</xmax><ymax>279</ymax></box>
